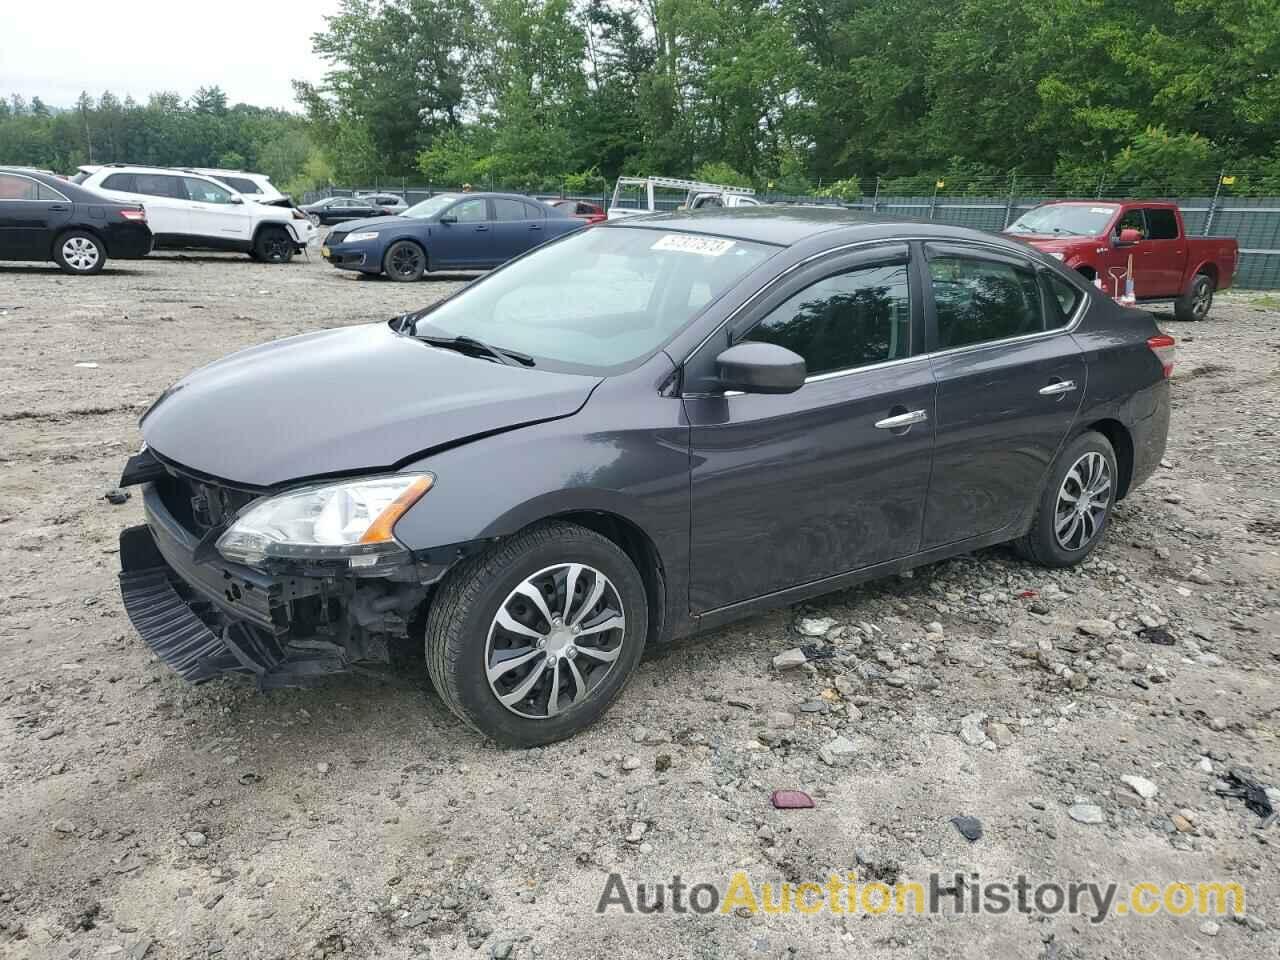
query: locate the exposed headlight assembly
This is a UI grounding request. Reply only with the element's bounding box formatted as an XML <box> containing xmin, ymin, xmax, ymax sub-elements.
<box><xmin>344</xmin><ymin>231</ymin><xmax>381</xmax><ymax>243</ymax></box>
<box><xmin>216</xmin><ymin>474</ymin><xmax>433</xmax><ymax>570</ymax></box>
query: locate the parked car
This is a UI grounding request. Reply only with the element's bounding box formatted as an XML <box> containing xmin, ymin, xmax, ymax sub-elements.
<box><xmin>1005</xmin><ymin>200</ymin><xmax>1237</xmax><ymax>320</ymax></box>
<box><xmin>115</xmin><ymin>207</ymin><xmax>1173</xmax><ymax>745</ymax></box>
<box><xmin>0</xmin><ymin>166</ymin><xmax>151</xmax><ymax>274</ymax></box>
<box><xmin>76</xmin><ymin>165</ymin><xmax>316</xmax><ymax>262</ymax></box>
<box><xmin>607</xmin><ymin>176</ymin><xmax>759</xmax><ymax>219</ymax></box>
<box><xmin>548</xmin><ymin>199</ymin><xmax>606</xmax><ymax>225</ymax></box>
<box><xmin>300</xmin><ymin>196</ymin><xmax>388</xmax><ymax>225</ymax></box>
<box><xmin>322</xmin><ymin>191</ymin><xmax>582</xmax><ymax>280</ymax></box>
<box><xmin>191</xmin><ymin>168</ymin><xmax>287</xmax><ymax>203</ymax></box>
<box><xmin>357</xmin><ymin>193</ymin><xmax>410</xmax><ymax>216</ymax></box>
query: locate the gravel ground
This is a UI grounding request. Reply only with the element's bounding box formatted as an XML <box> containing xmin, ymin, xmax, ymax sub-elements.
<box><xmin>1</xmin><ymin>250</ymin><xmax>1277</xmax><ymax>960</ymax></box>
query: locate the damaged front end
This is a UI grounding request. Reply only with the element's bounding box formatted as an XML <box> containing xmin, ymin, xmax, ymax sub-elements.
<box><xmin>116</xmin><ymin>448</ymin><xmax>463</xmax><ymax>689</ymax></box>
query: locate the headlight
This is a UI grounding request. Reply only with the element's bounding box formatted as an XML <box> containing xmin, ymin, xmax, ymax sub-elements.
<box><xmin>344</xmin><ymin>231</ymin><xmax>380</xmax><ymax>243</ymax></box>
<box><xmin>1048</xmin><ymin>252</ymin><xmax>1066</xmax><ymax>261</ymax></box>
<box><xmin>216</xmin><ymin>474</ymin><xmax>433</xmax><ymax>569</ymax></box>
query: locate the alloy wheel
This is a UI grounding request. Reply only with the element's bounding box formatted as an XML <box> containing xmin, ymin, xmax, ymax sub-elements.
<box><xmin>389</xmin><ymin>244</ymin><xmax>423</xmax><ymax>279</ymax></box>
<box><xmin>264</xmin><ymin>234</ymin><xmax>290</xmax><ymax>262</ymax></box>
<box><xmin>62</xmin><ymin>236</ymin><xmax>100</xmax><ymax>272</ymax></box>
<box><xmin>485</xmin><ymin>563</ymin><xmax>626</xmax><ymax>720</ymax></box>
<box><xmin>1054</xmin><ymin>452</ymin><xmax>1112</xmax><ymax>551</ymax></box>
<box><xmin>1191</xmin><ymin>279</ymin><xmax>1213</xmax><ymax>320</ymax></box>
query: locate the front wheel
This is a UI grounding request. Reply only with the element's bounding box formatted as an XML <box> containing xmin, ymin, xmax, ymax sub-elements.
<box><xmin>1015</xmin><ymin>431</ymin><xmax>1117</xmax><ymax>567</ymax></box>
<box><xmin>54</xmin><ymin>231</ymin><xmax>106</xmax><ymax>275</ymax></box>
<box><xmin>1174</xmin><ymin>273</ymin><xmax>1213</xmax><ymax>321</ymax></box>
<box><xmin>383</xmin><ymin>240</ymin><xmax>426</xmax><ymax>282</ymax></box>
<box><xmin>254</xmin><ymin>227</ymin><xmax>295</xmax><ymax>264</ymax></box>
<box><xmin>425</xmin><ymin>521</ymin><xmax>648</xmax><ymax>746</ymax></box>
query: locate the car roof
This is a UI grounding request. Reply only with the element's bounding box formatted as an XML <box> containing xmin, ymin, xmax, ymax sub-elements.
<box><xmin>599</xmin><ymin>205</ymin><xmax>920</xmax><ymax>245</ymax></box>
<box><xmin>604</xmin><ymin>205</ymin><xmax>1051</xmax><ymax>256</ymax></box>
<box><xmin>0</xmin><ymin>166</ymin><xmax>130</xmax><ymax>204</ymax></box>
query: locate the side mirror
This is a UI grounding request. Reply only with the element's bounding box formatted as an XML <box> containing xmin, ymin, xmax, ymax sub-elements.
<box><xmin>715</xmin><ymin>342</ymin><xmax>806</xmax><ymax>395</ymax></box>
<box><xmin>229</xmin><ymin>195</ymin><xmax>244</xmax><ymax>205</ymax></box>
<box><xmin>438</xmin><ymin>214</ymin><xmax>457</xmax><ymax>224</ymax></box>
<box><xmin>1115</xmin><ymin>227</ymin><xmax>1141</xmax><ymax>246</ymax></box>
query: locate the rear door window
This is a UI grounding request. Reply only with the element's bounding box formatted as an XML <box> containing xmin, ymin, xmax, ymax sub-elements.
<box><xmin>928</xmin><ymin>253</ymin><xmax>1045</xmax><ymax>349</ymax></box>
<box><xmin>1145</xmin><ymin>208</ymin><xmax>1180</xmax><ymax>240</ymax></box>
<box><xmin>492</xmin><ymin>198</ymin><xmax>528</xmax><ymax>222</ymax></box>
<box><xmin>101</xmin><ymin>173</ymin><xmax>136</xmax><ymax>193</ymax></box>
<box><xmin>0</xmin><ymin>173</ymin><xmax>39</xmax><ymax>200</ymax></box>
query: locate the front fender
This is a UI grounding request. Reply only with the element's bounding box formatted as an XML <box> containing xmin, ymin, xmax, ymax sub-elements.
<box><xmin>389</xmin><ymin>370</ymin><xmax>691</xmax><ymax>626</ymax></box>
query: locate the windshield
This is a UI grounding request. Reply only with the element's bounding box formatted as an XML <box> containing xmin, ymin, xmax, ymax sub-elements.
<box><xmin>403</xmin><ymin>194</ymin><xmax>460</xmax><ymax>219</ymax></box>
<box><xmin>410</xmin><ymin>226</ymin><xmax>775</xmax><ymax>373</ymax></box>
<box><xmin>1008</xmin><ymin>204</ymin><xmax>1117</xmax><ymax>236</ymax></box>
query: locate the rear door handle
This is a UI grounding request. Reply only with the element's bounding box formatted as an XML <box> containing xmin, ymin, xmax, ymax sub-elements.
<box><xmin>529</xmin><ymin>224</ymin><xmax>543</xmax><ymax>230</ymax></box>
<box><xmin>475</xmin><ymin>225</ymin><xmax>488</xmax><ymax>231</ymax></box>
<box><xmin>49</xmin><ymin>204</ymin><xmax>70</xmax><ymax>211</ymax></box>
<box><xmin>875</xmin><ymin>409</ymin><xmax>928</xmax><ymax>429</ymax></box>
<box><xmin>1039</xmin><ymin>380</ymin><xmax>1077</xmax><ymax>396</ymax></box>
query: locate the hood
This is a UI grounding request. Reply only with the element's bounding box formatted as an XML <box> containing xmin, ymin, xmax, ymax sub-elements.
<box><xmin>332</xmin><ymin>215</ymin><xmax>413</xmax><ymax>233</ymax></box>
<box><xmin>141</xmin><ymin>322</ymin><xmax>600</xmax><ymax>488</ymax></box>
<box><xmin>1004</xmin><ymin>232</ymin><xmax>1091</xmax><ymax>251</ymax></box>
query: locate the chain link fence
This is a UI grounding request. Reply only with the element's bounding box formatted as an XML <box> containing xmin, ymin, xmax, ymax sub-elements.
<box><xmin>306</xmin><ymin>177</ymin><xmax>1280</xmax><ymax>290</ymax></box>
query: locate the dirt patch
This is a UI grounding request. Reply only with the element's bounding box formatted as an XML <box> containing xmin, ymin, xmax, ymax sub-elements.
<box><xmin>1</xmin><ymin>253</ymin><xmax>1277</xmax><ymax>959</ymax></box>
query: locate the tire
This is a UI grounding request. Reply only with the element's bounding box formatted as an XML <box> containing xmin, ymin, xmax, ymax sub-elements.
<box><xmin>383</xmin><ymin>240</ymin><xmax>426</xmax><ymax>282</ymax></box>
<box><xmin>253</xmin><ymin>226</ymin><xmax>295</xmax><ymax>264</ymax></box>
<box><xmin>53</xmin><ymin>230</ymin><xmax>106</xmax><ymax>275</ymax></box>
<box><xmin>1174</xmin><ymin>272</ymin><xmax>1213</xmax><ymax>321</ymax></box>
<box><xmin>425</xmin><ymin>520</ymin><xmax>648</xmax><ymax>747</ymax></box>
<box><xmin>1015</xmin><ymin>431</ymin><xmax>1118</xmax><ymax>568</ymax></box>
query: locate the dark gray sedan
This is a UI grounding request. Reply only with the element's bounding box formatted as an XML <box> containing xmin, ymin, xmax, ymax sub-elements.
<box><xmin>115</xmin><ymin>208</ymin><xmax>1172</xmax><ymax>745</ymax></box>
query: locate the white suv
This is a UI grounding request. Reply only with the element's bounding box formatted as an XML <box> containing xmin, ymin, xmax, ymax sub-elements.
<box><xmin>75</xmin><ymin>165</ymin><xmax>316</xmax><ymax>262</ymax></box>
<box><xmin>191</xmin><ymin>168</ymin><xmax>286</xmax><ymax>203</ymax></box>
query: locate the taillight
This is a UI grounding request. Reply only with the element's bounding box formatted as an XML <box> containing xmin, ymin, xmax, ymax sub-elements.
<box><xmin>119</xmin><ymin>208</ymin><xmax>146</xmax><ymax>223</ymax></box>
<box><xmin>1147</xmin><ymin>334</ymin><xmax>1176</xmax><ymax>378</ymax></box>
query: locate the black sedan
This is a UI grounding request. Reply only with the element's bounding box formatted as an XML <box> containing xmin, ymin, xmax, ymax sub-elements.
<box><xmin>322</xmin><ymin>192</ymin><xmax>582</xmax><ymax>280</ymax></box>
<box><xmin>299</xmin><ymin>195</ymin><xmax>390</xmax><ymax>225</ymax></box>
<box><xmin>0</xmin><ymin>167</ymin><xmax>151</xmax><ymax>274</ymax></box>
<box><xmin>115</xmin><ymin>208</ymin><xmax>1172</xmax><ymax>746</ymax></box>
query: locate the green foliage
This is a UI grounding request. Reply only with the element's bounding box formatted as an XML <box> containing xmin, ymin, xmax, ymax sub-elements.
<box><xmin>692</xmin><ymin>162</ymin><xmax>752</xmax><ymax>189</ymax></box>
<box><xmin>0</xmin><ymin>91</ymin><xmax>316</xmax><ymax>183</ymax></box>
<box><xmin>5</xmin><ymin>0</ymin><xmax>1280</xmax><ymax>196</ymax></box>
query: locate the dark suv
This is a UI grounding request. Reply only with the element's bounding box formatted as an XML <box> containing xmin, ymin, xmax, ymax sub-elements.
<box><xmin>116</xmin><ymin>208</ymin><xmax>1173</xmax><ymax>745</ymax></box>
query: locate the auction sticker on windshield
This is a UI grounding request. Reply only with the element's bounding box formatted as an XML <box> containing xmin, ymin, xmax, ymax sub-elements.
<box><xmin>651</xmin><ymin>234</ymin><xmax>736</xmax><ymax>257</ymax></box>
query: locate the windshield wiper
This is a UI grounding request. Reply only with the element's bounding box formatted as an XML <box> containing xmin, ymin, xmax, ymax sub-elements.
<box><xmin>416</xmin><ymin>334</ymin><xmax>535</xmax><ymax>367</ymax></box>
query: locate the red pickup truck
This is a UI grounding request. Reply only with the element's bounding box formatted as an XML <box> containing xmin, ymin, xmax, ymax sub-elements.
<box><xmin>1005</xmin><ymin>200</ymin><xmax>1238</xmax><ymax>320</ymax></box>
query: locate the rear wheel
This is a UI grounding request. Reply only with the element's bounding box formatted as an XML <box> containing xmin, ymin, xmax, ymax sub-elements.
<box><xmin>53</xmin><ymin>230</ymin><xmax>106</xmax><ymax>275</ymax></box>
<box><xmin>253</xmin><ymin>227</ymin><xmax>295</xmax><ymax>264</ymax></box>
<box><xmin>1015</xmin><ymin>431</ymin><xmax>1117</xmax><ymax>567</ymax></box>
<box><xmin>1174</xmin><ymin>273</ymin><xmax>1213</xmax><ymax>321</ymax></box>
<box><xmin>383</xmin><ymin>240</ymin><xmax>426</xmax><ymax>281</ymax></box>
<box><xmin>425</xmin><ymin>521</ymin><xmax>647</xmax><ymax>746</ymax></box>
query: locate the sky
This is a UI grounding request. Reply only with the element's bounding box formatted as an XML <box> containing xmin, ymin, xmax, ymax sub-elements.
<box><xmin>0</xmin><ymin>0</ymin><xmax>342</xmax><ymax>111</ymax></box>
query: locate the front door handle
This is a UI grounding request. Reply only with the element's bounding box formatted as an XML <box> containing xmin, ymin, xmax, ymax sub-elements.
<box><xmin>1038</xmin><ymin>379</ymin><xmax>1077</xmax><ymax>396</ymax></box>
<box><xmin>875</xmin><ymin>409</ymin><xmax>928</xmax><ymax>430</ymax></box>
<box><xmin>475</xmin><ymin>225</ymin><xmax>489</xmax><ymax>231</ymax></box>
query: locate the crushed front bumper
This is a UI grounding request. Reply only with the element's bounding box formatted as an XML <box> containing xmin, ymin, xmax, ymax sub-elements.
<box><xmin>117</xmin><ymin>484</ymin><xmax>349</xmax><ymax>688</ymax></box>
